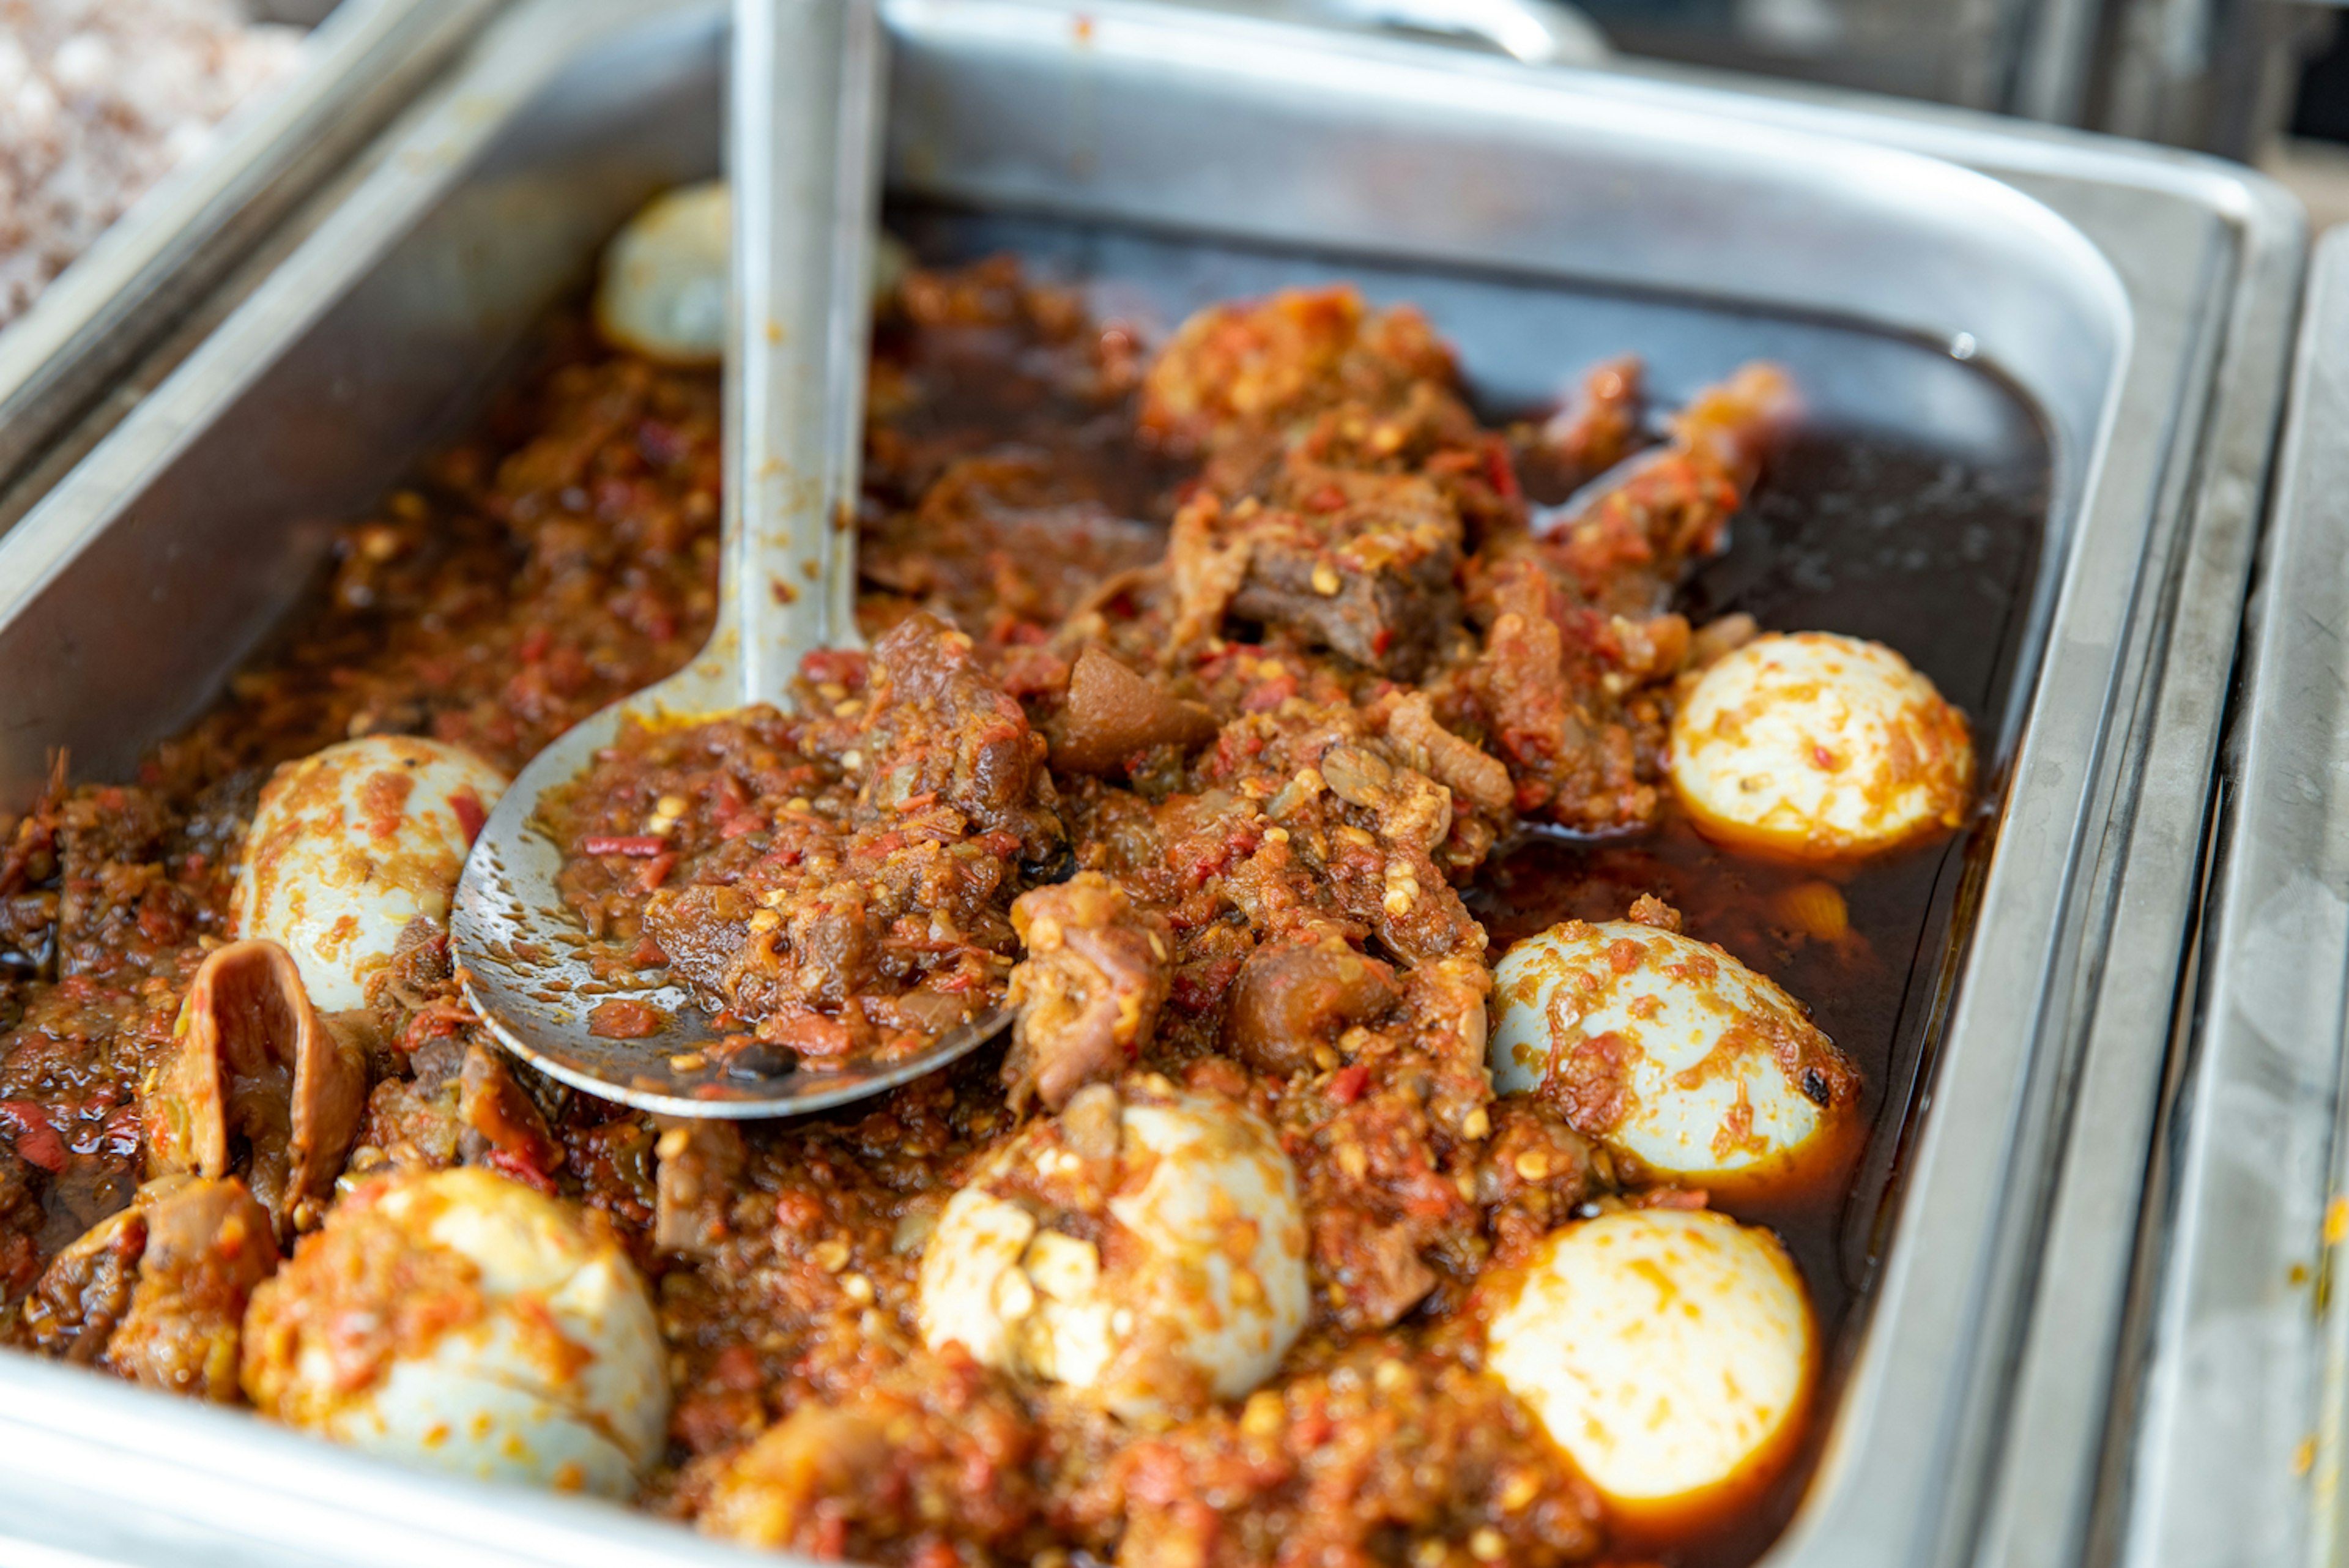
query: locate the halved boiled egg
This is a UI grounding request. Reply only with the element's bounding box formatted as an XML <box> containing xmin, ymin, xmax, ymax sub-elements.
<box><xmin>1669</xmin><ymin>631</ymin><xmax>1972</xmax><ymax>860</ymax></box>
<box><xmin>232</xmin><ymin>735</ymin><xmax>508</xmax><ymax>1011</ymax></box>
<box><xmin>916</xmin><ymin>1080</ymin><xmax>1308</xmax><ymax>1424</ymax></box>
<box><xmin>1488</xmin><ymin>1208</ymin><xmax>1813</xmax><ymax>1523</ymax></box>
<box><xmin>241</xmin><ymin>1167</ymin><xmax>669</xmax><ymax>1498</ymax></box>
<box><xmin>1488</xmin><ymin>920</ymin><xmax>1856</xmax><ymax>1190</ymax></box>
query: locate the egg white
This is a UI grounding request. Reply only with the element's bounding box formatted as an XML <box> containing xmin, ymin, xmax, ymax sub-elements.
<box><xmin>594</xmin><ymin>181</ymin><xmax>730</xmax><ymax>365</ymax></box>
<box><xmin>1488</xmin><ymin>920</ymin><xmax>1852</xmax><ymax>1187</ymax></box>
<box><xmin>1669</xmin><ymin>631</ymin><xmax>1972</xmax><ymax>860</ymax></box>
<box><xmin>1488</xmin><ymin>1208</ymin><xmax>1813</xmax><ymax>1515</ymax></box>
<box><xmin>248</xmin><ymin>1167</ymin><xmax>668</xmax><ymax>1498</ymax></box>
<box><xmin>917</xmin><ymin>1085</ymin><xmax>1309</xmax><ymax>1423</ymax></box>
<box><xmin>233</xmin><ymin>735</ymin><xmax>508</xmax><ymax>1011</ymax></box>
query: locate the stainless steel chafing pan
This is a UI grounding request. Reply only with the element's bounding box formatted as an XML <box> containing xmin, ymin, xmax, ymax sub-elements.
<box><xmin>0</xmin><ymin>0</ymin><xmax>504</xmax><ymax>515</ymax></box>
<box><xmin>0</xmin><ymin>1</ymin><xmax>2302</xmax><ymax>1564</ymax></box>
<box><xmin>2107</xmin><ymin>226</ymin><xmax>2349</xmax><ymax>1568</ymax></box>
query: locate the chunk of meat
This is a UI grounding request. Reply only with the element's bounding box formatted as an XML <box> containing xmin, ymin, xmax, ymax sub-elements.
<box><xmin>106</xmin><ymin>1176</ymin><xmax>279</xmax><ymax>1401</ymax></box>
<box><xmin>1531</xmin><ymin>354</ymin><xmax>1646</xmax><ymax>485</ymax></box>
<box><xmin>1221</xmin><ymin>934</ymin><xmax>1400</xmax><ymax>1078</ymax></box>
<box><xmin>1538</xmin><ymin>361</ymin><xmax>1796</xmax><ymax>611</ymax></box>
<box><xmin>1466</xmin><ymin>556</ymin><xmax>1657</xmax><ymax>832</ymax></box>
<box><xmin>699</xmin><ymin>1351</ymin><xmax>1039</xmax><ymax>1561</ymax></box>
<box><xmin>858</xmin><ymin>611</ymin><xmax>1059</xmax><ymax>859</ymax></box>
<box><xmin>12</xmin><ymin>1203</ymin><xmax>143</xmax><ymax>1362</ymax></box>
<box><xmin>354</xmin><ymin>1034</ymin><xmax>466</xmax><ymax>1173</ymax></box>
<box><xmin>1170</xmin><ymin>467</ymin><xmax>1464</xmax><ymax>679</ymax></box>
<box><xmin>1379</xmin><ymin>692</ymin><xmax>1513</xmax><ymax>817</ymax></box>
<box><xmin>1052</xmin><ymin>647</ymin><xmax>1219</xmax><ymax>775</ymax></box>
<box><xmin>144</xmin><ymin>939</ymin><xmax>369</xmax><ymax>1238</ymax></box>
<box><xmin>1140</xmin><ymin>286</ymin><xmax>1458</xmax><ymax>463</ymax></box>
<box><xmin>654</xmin><ymin>1116</ymin><xmax>746</xmax><ymax>1257</ymax></box>
<box><xmin>1003</xmin><ymin>873</ymin><xmax>1173</xmax><ymax>1112</ymax></box>
<box><xmin>456</xmin><ymin>1042</ymin><xmax>563</xmax><ymax>1186</ymax></box>
<box><xmin>10</xmin><ymin>1174</ymin><xmax>277</xmax><ymax>1399</ymax></box>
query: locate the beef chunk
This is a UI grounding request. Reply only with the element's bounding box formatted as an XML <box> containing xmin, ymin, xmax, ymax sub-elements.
<box><xmin>858</xmin><ymin>611</ymin><xmax>1059</xmax><ymax>858</ymax></box>
<box><xmin>1003</xmin><ymin>872</ymin><xmax>1173</xmax><ymax>1111</ymax></box>
<box><xmin>1221</xmin><ymin>932</ymin><xmax>1400</xmax><ymax>1079</ymax></box>
<box><xmin>1170</xmin><ymin>467</ymin><xmax>1462</xmax><ymax>680</ymax></box>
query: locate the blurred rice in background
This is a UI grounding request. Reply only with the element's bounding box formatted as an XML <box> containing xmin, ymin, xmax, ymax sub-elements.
<box><xmin>0</xmin><ymin>0</ymin><xmax>305</xmax><ymax>327</ymax></box>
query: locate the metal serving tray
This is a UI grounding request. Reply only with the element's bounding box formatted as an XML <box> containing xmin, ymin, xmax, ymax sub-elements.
<box><xmin>0</xmin><ymin>0</ymin><xmax>503</xmax><ymax>515</ymax></box>
<box><xmin>0</xmin><ymin>2</ymin><xmax>2302</xmax><ymax>1565</ymax></box>
<box><xmin>2107</xmin><ymin>226</ymin><xmax>2349</xmax><ymax>1568</ymax></box>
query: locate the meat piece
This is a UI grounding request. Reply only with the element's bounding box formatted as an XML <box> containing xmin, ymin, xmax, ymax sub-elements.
<box><xmin>644</xmin><ymin>882</ymin><xmax>757</xmax><ymax>1002</ymax></box>
<box><xmin>1317</xmin><ymin>741</ymin><xmax>1453</xmax><ymax>857</ymax></box>
<box><xmin>456</xmin><ymin>1043</ymin><xmax>563</xmax><ymax>1186</ymax></box>
<box><xmin>144</xmin><ymin>939</ymin><xmax>369</xmax><ymax>1238</ymax></box>
<box><xmin>1380</xmin><ymin>692</ymin><xmax>1513</xmax><ymax>818</ymax></box>
<box><xmin>1163</xmin><ymin>492</ymin><xmax>1256</xmax><ymax>653</ymax></box>
<box><xmin>1533</xmin><ymin>355</ymin><xmax>1646</xmax><ymax>483</ymax></box>
<box><xmin>13</xmin><ymin>1203</ymin><xmax>143</xmax><ymax>1362</ymax></box>
<box><xmin>1467</xmin><ymin>556</ymin><xmax>1657</xmax><ymax>832</ymax></box>
<box><xmin>106</xmin><ymin>1176</ymin><xmax>279</xmax><ymax>1402</ymax></box>
<box><xmin>700</xmin><ymin>1351</ymin><xmax>1039</xmax><ymax>1558</ymax></box>
<box><xmin>1171</xmin><ymin>466</ymin><xmax>1463</xmax><ymax>678</ymax></box>
<box><xmin>1051</xmin><ymin>647</ymin><xmax>1218</xmax><ymax>775</ymax></box>
<box><xmin>1342</xmin><ymin>1219</ymin><xmax>1439</xmax><ymax>1329</ymax></box>
<box><xmin>1221</xmin><ymin>934</ymin><xmax>1400</xmax><ymax>1078</ymax></box>
<box><xmin>1140</xmin><ymin>285</ymin><xmax>1457</xmax><ymax>461</ymax></box>
<box><xmin>11</xmin><ymin>1173</ymin><xmax>278</xmax><ymax>1399</ymax></box>
<box><xmin>858</xmin><ymin>611</ymin><xmax>1059</xmax><ymax>858</ymax></box>
<box><xmin>1538</xmin><ymin>362</ymin><xmax>1795</xmax><ymax>611</ymax></box>
<box><xmin>1003</xmin><ymin>873</ymin><xmax>1173</xmax><ymax>1112</ymax></box>
<box><xmin>354</xmin><ymin>1034</ymin><xmax>466</xmax><ymax>1173</ymax></box>
<box><xmin>654</xmin><ymin>1116</ymin><xmax>747</xmax><ymax>1257</ymax></box>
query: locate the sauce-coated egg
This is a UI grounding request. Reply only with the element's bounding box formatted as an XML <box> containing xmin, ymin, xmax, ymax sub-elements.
<box><xmin>1668</xmin><ymin>631</ymin><xmax>1972</xmax><ymax>860</ymax></box>
<box><xmin>1488</xmin><ymin>1208</ymin><xmax>1813</xmax><ymax>1520</ymax></box>
<box><xmin>232</xmin><ymin>735</ymin><xmax>508</xmax><ymax>1011</ymax></box>
<box><xmin>917</xmin><ymin>1081</ymin><xmax>1308</xmax><ymax>1424</ymax></box>
<box><xmin>241</xmin><ymin>1167</ymin><xmax>669</xmax><ymax>1498</ymax></box>
<box><xmin>1489</xmin><ymin>920</ymin><xmax>1856</xmax><ymax>1189</ymax></box>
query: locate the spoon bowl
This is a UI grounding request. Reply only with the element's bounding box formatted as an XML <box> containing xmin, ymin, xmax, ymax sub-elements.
<box><xmin>451</xmin><ymin>0</ymin><xmax>1011</xmax><ymax>1118</ymax></box>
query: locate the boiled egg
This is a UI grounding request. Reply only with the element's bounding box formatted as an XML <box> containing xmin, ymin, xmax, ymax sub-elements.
<box><xmin>916</xmin><ymin>1082</ymin><xmax>1308</xmax><ymax>1424</ymax></box>
<box><xmin>1488</xmin><ymin>1208</ymin><xmax>1813</xmax><ymax>1522</ymax></box>
<box><xmin>593</xmin><ymin>181</ymin><xmax>913</xmax><ymax>365</ymax></box>
<box><xmin>1669</xmin><ymin>631</ymin><xmax>1972</xmax><ymax>860</ymax></box>
<box><xmin>594</xmin><ymin>180</ymin><xmax>729</xmax><ymax>365</ymax></box>
<box><xmin>232</xmin><ymin>735</ymin><xmax>508</xmax><ymax>1011</ymax></box>
<box><xmin>1488</xmin><ymin>920</ymin><xmax>1855</xmax><ymax>1189</ymax></box>
<box><xmin>241</xmin><ymin>1167</ymin><xmax>668</xmax><ymax>1498</ymax></box>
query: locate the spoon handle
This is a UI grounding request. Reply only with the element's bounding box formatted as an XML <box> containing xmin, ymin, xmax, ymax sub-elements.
<box><xmin>725</xmin><ymin>0</ymin><xmax>887</xmax><ymax>699</ymax></box>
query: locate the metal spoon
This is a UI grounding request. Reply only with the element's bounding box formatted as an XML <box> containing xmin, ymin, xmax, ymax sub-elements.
<box><xmin>450</xmin><ymin>0</ymin><xmax>1009</xmax><ymax>1118</ymax></box>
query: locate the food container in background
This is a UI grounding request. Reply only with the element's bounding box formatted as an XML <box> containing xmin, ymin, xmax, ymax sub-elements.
<box><xmin>0</xmin><ymin>0</ymin><xmax>502</xmax><ymax>518</ymax></box>
<box><xmin>0</xmin><ymin>0</ymin><xmax>2306</xmax><ymax>1564</ymax></box>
